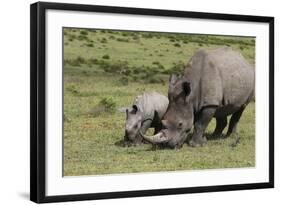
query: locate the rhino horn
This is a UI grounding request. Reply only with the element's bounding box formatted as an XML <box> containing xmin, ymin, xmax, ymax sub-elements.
<box><xmin>139</xmin><ymin>131</ymin><xmax>170</xmax><ymax>144</ymax></box>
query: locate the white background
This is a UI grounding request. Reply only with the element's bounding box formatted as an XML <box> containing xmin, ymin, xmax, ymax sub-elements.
<box><xmin>0</xmin><ymin>0</ymin><xmax>279</xmax><ymax>204</ymax></box>
<box><xmin>46</xmin><ymin>9</ymin><xmax>269</xmax><ymax>196</ymax></box>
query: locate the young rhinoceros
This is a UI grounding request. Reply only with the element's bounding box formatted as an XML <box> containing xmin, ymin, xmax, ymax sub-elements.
<box><xmin>122</xmin><ymin>92</ymin><xmax>169</xmax><ymax>144</ymax></box>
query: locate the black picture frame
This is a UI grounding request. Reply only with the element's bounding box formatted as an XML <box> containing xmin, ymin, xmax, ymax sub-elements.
<box><xmin>30</xmin><ymin>1</ymin><xmax>274</xmax><ymax>203</ymax></box>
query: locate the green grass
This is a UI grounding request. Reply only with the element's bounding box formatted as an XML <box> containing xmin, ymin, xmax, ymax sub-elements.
<box><xmin>63</xmin><ymin>28</ymin><xmax>255</xmax><ymax>176</ymax></box>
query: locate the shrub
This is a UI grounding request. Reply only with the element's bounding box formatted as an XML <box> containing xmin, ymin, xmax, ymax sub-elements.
<box><xmin>65</xmin><ymin>56</ymin><xmax>86</xmax><ymax>67</ymax></box>
<box><xmin>86</xmin><ymin>43</ymin><xmax>94</xmax><ymax>47</ymax></box>
<box><xmin>145</xmin><ymin>75</ymin><xmax>164</xmax><ymax>84</ymax></box>
<box><xmin>99</xmin><ymin>97</ymin><xmax>117</xmax><ymax>113</ymax></box>
<box><xmin>169</xmin><ymin>61</ymin><xmax>185</xmax><ymax>74</ymax></box>
<box><xmin>141</xmin><ymin>33</ymin><xmax>153</xmax><ymax>39</ymax></box>
<box><xmin>100</xmin><ymin>38</ymin><xmax>108</xmax><ymax>43</ymax></box>
<box><xmin>102</xmin><ymin>54</ymin><xmax>110</xmax><ymax>60</ymax></box>
<box><xmin>116</xmin><ymin>38</ymin><xmax>129</xmax><ymax>42</ymax></box>
<box><xmin>152</xmin><ymin>61</ymin><xmax>160</xmax><ymax>65</ymax></box>
<box><xmin>87</xmin><ymin>58</ymin><xmax>98</xmax><ymax>65</ymax></box>
<box><xmin>77</xmin><ymin>35</ymin><xmax>88</xmax><ymax>41</ymax></box>
<box><xmin>174</xmin><ymin>43</ymin><xmax>181</xmax><ymax>47</ymax></box>
<box><xmin>76</xmin><ymin>56</ymin><xmax>86</xmax><ymax>64</ymax></box>
<box><xmin>118</xmin><ymin>76</ymin><xmax>129</xmax><ymax>86</ymax></box>
<box><xmin>80</xmin><ymin>30</ymin><xmax>88</xmax><ymax>35</ymax></box>
<box><xmin>132</xmin><ymin>35</ymin><xmax>140</xmax><ymax>40</ymax></box>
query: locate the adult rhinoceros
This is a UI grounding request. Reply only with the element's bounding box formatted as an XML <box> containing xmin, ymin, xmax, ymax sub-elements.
<box><xmin>141</xmin><ymin>47</ymin><xmax>255</xmax><ymax>149</ymax></box>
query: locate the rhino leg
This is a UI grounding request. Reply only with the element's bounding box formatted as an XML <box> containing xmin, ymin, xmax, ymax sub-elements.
<box><xmin>137</xmin><ymin>120</ymin><xmax>152</xmax><ymax>144</ymax></box>
<box><xmin>190</xmin><ymin>107</ymin><xmax>216</xmax><ymax>147</ymax></box>
<box><xmin>212</xmin><ymin>117</ymin><xmax>227</xmax><ymax>138</ymax></box>
<box><xmin>226</xmin><ymin>106</ymin><xmax>245</xmax><ymax>137</ymax></box>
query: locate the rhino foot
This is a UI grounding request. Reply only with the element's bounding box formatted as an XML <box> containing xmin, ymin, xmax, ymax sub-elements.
<box><xmin>189</xmin><ymin>137</ymin><xmax>207</xmax><ymax>147</ymax></box>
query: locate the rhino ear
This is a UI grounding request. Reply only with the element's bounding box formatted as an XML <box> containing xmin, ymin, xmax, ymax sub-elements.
<box><xmin>182</xmin><ymin>82</ymin><xmax>191</xmax><ymax>96</ymax></box>
<box><xmin>125</xmin><ymin>109</ymin><xmax>129</xmax><ymax>119</ymax></box>
<box><xmin>118</xmin><ymin>107</ymin><xmax>130</xmax><ymax>113</ymax></box>
<box><xmin>131</xmin><ymin>105</ymin><xmax>138</xmax><ymax>114</ymax></box>
<box><xmin>169</xmin><ymin>74</ymin><xmax>178</xmax><ymax>84</ymax></box>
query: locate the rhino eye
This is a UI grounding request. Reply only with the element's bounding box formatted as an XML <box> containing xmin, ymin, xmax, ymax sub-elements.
<box><xmin>134</xmin><ymin>124</ymin><xmax>138</xmax><ymax>129</ymax></box>
<box><xmin>178</xmin><ymin>122</ymin><xmax>183</xmax><ymax>129</ymax></box>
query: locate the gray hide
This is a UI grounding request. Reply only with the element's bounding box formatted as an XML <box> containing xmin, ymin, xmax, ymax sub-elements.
<box><xmin>142</xmin><ymin>47</ymin><xmax>255</xmax><ymax>148</ymax></box>
<box><xmin>124</xmin><ymin>92</ymin><xmax>169</xmax><ymax>144</ymax></box>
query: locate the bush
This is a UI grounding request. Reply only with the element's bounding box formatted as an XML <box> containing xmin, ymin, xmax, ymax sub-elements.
<box><xmin>99</xmin><ymin>97</ymin><xmax>117</xmax><ymax>113</ymax></box>
<box><xmin>102</xmin><ymin>54</ymin><xmax>110</xmax><ymax>60</ymax></box>
<box><xmin>86</xmin><ymin>58</ymin><xmax>98</xmax><ymax>65</ymax></box>
<box><xmin>146</xmin><ymin>76</ymin><xmax>164</xmax><ymax>84</ymax></box>
<box><xmin>80</xmin><ymin>30</ymin><xmax>88</xmax><ymax>35</ymax></box>
<box><xmin>100</xmin><ymin>38</ymin><xmax>108</xmax><ymax>43</ymax></box>
<box><xmin>77</xmin><ymin>35</ymin><xmax>88</xmax><ymax>41</ymax></box>
<box><xmin>141</xmin><ymin>33</ymin><xmax>153</xmax><ymax>39</ymax></box>
<box><xmin>132</xmin><ymin>35</ymin><xmax>140</xmax><ymax>40</ymax></box>
<box><xmin>174</xmin><ymin>43</ymin><xmax>181</xmax><ymax>47</ymax></box>
<box><xmin>76</xmin><ymin>56</ymin><xmax>86</xmax><ymax>64</ymax></box>
<box><xmin>116</xmin><ymin>38</ymin><xmax>129</xmax><ymax>43</ymax></box>
<box><xmin>118</xmin><ymin>76</ymin><xmax>129</xmax><ymax>86</ymax></box>
<box><xmin>86</xmin><ymin>43</ymin><xmax>94</xmax><ymax>47</ymax></box>
<box><xmin>169</xmin><ymin>61</ymin><xmax>185</xmax><ymax>74</ymax></box>
<box><xmin>64</xmin><ymin>56</ymin><xmax>86</xmax><ymax>67</ymax></box>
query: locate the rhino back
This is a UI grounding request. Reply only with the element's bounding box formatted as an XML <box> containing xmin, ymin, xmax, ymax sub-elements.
<box><xmin>133</xmin><ymin>92</ymin><xmax>169</xmax><ymax>120</ymax></box>
<box><xmin>187</xmin><ymin>48</ymin><xmax>255</xmax><ymax>110</ymax></box>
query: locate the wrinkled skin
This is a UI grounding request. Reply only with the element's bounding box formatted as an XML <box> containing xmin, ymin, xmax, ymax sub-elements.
<box><xmin>124</xmin><ymin>105</ymin><xmax>144</xmax><ymax>144</ymax></box>
<box><xmin>123</xmin><ymin>92</ymin><xmax>169</xmax><ymax>144</ymax></box>
<box><xmin>142</xmin><ymin>48</ymin><xmax>255</xmax><ymax>149</ymax></box>
<box><xmin>161</xmin><ymin>77</ymin><xmax>194</xmax><ymax>148</ymax></box>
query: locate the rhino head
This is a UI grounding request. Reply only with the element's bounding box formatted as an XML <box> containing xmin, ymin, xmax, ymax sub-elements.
<box><xmin>124</xmin><ymin>105</ymin><xmax>143</xmax><ymax>144</ymax></box>
<box><xmin>141</xmin><ymin>74</ymin><xmax>194</xmax><ymax>148</ymax></box>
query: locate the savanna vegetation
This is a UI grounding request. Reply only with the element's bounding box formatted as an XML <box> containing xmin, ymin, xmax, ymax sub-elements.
<box><xmin>63</xmin><ymin>28</ymin><xmax>255</xmax><ymax>176</ymax></box>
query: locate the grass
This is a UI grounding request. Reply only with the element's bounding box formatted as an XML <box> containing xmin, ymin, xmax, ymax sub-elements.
<box><xmin>63</xmin><ymin>28</ymin><xmax>255</xmax><ymax>176</ymax></box>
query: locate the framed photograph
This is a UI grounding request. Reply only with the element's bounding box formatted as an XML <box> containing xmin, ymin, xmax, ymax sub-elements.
<box><xmin>30</xmin><ymin>1</ymin><xmax>274</xmax><ymax>203</ymax></box>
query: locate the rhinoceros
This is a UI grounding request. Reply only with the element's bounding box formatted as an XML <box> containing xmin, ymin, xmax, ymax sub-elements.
<box><xmin>141</xmin><ymin>47</ymin><xmax>255</xmax><ymax>149</ymax></box>
<box><xmin>121</xmin><ymin>92</ymin><xmax>169</xmax><ymax>144</ymax></box>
